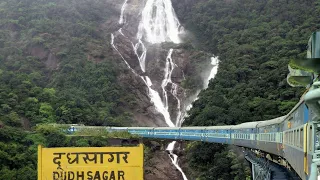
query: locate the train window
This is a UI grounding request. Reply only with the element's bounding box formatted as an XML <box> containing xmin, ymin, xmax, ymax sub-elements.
<box><xmin>284</xmin><ymin>132</ymin><xmax>286</xmax><ymax>143</ymax></box>
<box><xmin>290</xmin><ymin>131</ymin><xmax>293</xmax><ymax>145</ymax></box>
<box><xmin>272</xmin><ymin>133</ymin><xmax>275</xmax><ymax>142</ymax></box>
<box><xmin>272</xmin><ymin>134</ymin><xmax>274</xmax><ymax>142</ymax></box>
<box><xmin>289</xmin><ymin>131</ymin><xmax>292</xmax><ymax>145</ymax></box>
<box><xmin>285</xmin><ymin>132</ymin><xmax>287</xmax><ymax>144</ymax></box>
<box><xmin>296</xmin><ymin>130</ymin><xmax>299</xmax><ymax>147</ymax></box>
<box><xmin>293</xmin><ymin>131</ymin><xmax>295</xmax><ymax>145</ymax></box>
<box><xmin>297</xmin><ymin>129</ymin><xmax>299</xmax><ymax>147</ymax></box>
<box><xmin>297</xmin><ymin>130</ymin><xmax>299</xmax><ymax>146</ymax></box>
<box><xmin>292</xmin><ymin>130</ymin><xmax>297</xmax><ymax>146</ymax></box>
<box><xmin>292</xmin><ymin>130</ymin><xmax>294</xmax><ymax>145</ymax></box>
<box><xmin>292</xmin><ymin>131</ymin><xmax>294</xmax><ymax>145</ymax></box>
<box><xmin>309</xmin><ymin>126</ymin><xmax>313</xmax><ymax>152</ymax></box>
<box><xmin>285</xmin><ymin>132</ymin><xmax>287</xmax><ymax>143</ymax></box>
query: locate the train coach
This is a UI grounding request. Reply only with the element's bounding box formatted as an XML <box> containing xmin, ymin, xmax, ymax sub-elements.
<box><xmin>256</xmin><ymin>116</ymin><xmax>284</xmax><ymax>157</ymax></box>
<box><xmin>203</xmin><ymin>126</ymin><xmax>232</xmax><ymax>144</ymax></box>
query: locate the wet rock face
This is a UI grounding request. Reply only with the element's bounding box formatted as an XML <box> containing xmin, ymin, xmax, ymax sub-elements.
<box><xmin>144</xmin><ymin>150</ymin><xmax>184</xmax><ymax>180</ymax></box>
<box><xmin>110</xmin><ymin>0</ymin><xmax>214</xmax><ymax>127</ymax></box>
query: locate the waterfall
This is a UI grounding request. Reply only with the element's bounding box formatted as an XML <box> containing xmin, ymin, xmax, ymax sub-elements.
<box><xmin>166</xmin><ymin>141</ymin><xmax>188</xmax><ymax>180</ymax></box>
<box><xmin>137</xmin><ymin>0</ymin><xmax>182</xmax><ymax>44</ymax></box>
<box><xmin>111</xmin><ymin>0</ymin><xmax>219</xmax><ymax>179</ymax></box>
<box><xmin>204</xmin><ymin>56</ymin><xmax>219</xmax><ymax>89</ymax></box>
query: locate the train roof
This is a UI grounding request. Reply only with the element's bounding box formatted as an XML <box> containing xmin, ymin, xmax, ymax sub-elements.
<box><xmin>180</xmin><ymin>126</ymin><xmax>208</xmax><ymax>130</ymax></box>
<box><xmin>205</xmin><ymin>126</ymin><xmax>233</xmax><ymax>130</ymax></box>
<box><xmin>231</xmin><ymin>121</ymin><xmax>264</xmax><ymax>129</ymax></box>
<box><xmin>154</xmin><ymin>127</ymin><xmax>180</xmax><ymax>130</ymax></box>
<box><xmin>127</xmin><ymin>127</ymin><xmax>155</xmax><ymax>130</ymax></box>
<box><xmin>110</xmin><ymin>127</ymin><xmax>129</xmax><ymax>130</ymax></box>
<box><xmin>257</xmin><ymin>116</ymin><xmax>286</xmax><ymax>127</ymax></box>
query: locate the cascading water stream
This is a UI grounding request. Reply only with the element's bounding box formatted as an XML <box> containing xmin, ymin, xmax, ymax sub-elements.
<box><xmin>137</xmin><ymin>0</ymin><xmax>181</xmax><ymax>44</ymax></box>
<box><xmin>133</xmin><ymin>40</ymin><xmax>147</xmax><ymax>73</ymax></box>
<box><xmin>205</xmin><ymin>57</ymin><xmax>219</xmax><ymax>89</ymax></box>
<box><xmin>119</xmin><ymin>0</ymin><xmax>128</xmax><ymax>24</ymax></box>
<box><xmin>111</xmin><ymin>0</ymin><xmax>219</xmax><ymax>179</ymax></box>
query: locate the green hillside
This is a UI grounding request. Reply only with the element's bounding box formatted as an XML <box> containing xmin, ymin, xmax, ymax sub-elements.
<box><xmin>0</xmin><ymin>0</ymin><xmax>135</xmax><ymax>178</ymax></box>
<box><xmin>173</xmin><ymin>0</ymin><xmax>320</xmax><ymax>179</ymax></box>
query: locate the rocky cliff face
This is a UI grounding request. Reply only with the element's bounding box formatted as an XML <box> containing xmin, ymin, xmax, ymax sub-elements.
<box><xmin>108</xmin><ymin>0</ymin><xmax>214</xmax><ymax>127</ymax></box>
<box><xmin>106</xmin><ymin>1</ymin><xmax>217</xmax><ymax>179</ymax></box>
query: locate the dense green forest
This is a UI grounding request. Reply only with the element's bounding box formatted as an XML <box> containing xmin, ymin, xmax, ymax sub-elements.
<box><xmin>0</xmin><ymin>0</ymin><xmax>135</xmax><ymax>127</ymax></box>
<box><xmin>0</xmin><ymin>0</ymin><xmax>136</xmax><ymax>178</ymax></box>
<box><xmin>172</xmin><ymin>0</ymin><xmax>320</xmax><ymax>179</ymax></box>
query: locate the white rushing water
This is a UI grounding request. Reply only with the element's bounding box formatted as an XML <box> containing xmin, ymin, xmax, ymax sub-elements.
<box><xmin>137</xmin><ymin>0</ymin><xmax>182</xmax><ymax>44</ymax></box>
<box><xmin>111</xmin><ymin>0</ymin><xmax>219</xmax><ymax>179</ymax></box>
<box><xmin>119</xmin><ymin>0</ymin><xmax>128</xmax><ymax>24</ymax></box>
<box><xmin>166</xmin><ymin>141</ymin><xmax>188</xmax><ymax>180</ymax></box>
<box><xmin>204</xmin><ymin>56</ymin><xmax>219</xmax><ymax>89</ymax></box>
<box><xmin>133</xmin><ymin>40</ymin><xmax>147</xmax><ymax>73</ymax></box>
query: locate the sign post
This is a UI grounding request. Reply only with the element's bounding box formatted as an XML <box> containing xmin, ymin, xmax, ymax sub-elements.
<box><xmin>38</xmin><ymin>144</ymin><xmax>144</xmax><ymax>180</ymax></box>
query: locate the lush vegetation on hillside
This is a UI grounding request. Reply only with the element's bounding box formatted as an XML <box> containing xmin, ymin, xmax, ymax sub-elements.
<box><xmin>0</xmin><ymin>0</ymin><xmax>135</xmax><ymax>178</ymax></box>
<box><xmin>0</xmin><ymin>0</ymin><xmax>134</xmax><ymax>127</ymax></box>
<box><xmin>173</xmin><ymin>0</ymin><xmax>320</xmax><ymax>179</ymax></box>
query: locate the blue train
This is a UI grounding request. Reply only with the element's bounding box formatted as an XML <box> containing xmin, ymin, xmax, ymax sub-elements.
<box><xmin>66</xmin><ymin>94</ymin><xmax>319</xmax><ymax>180</ymax></box>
